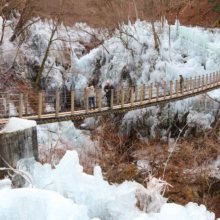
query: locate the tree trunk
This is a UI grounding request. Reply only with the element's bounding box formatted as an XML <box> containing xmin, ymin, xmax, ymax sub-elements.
<box><xmin>34</xmin><ymin>27</ymin><xmax>57</xmax><ymax>89</ymax></box>
<box><xmin>196</xmin><ymin>0</ymin><xmax>200</xmax><ymax>14</ymax></box>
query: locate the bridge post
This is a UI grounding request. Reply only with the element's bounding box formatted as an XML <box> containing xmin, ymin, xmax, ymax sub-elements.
<box><xmin>202</xmin><ymin>75</ymin><xmax>204</xmax><ymax>90</ymax></box>
<box><xmin>121</xmin><ymin>88</ymin><xmax>125</xmax><ymax>108</ymax></box>
<box><xmin>126</xmin><ymin>86</ymin><xmax>129</xmax><ymax>103</ymax></box>
<box><xmin>170</xmin><ymin>81</ymin><xmax>172</xmax><ymax>98</ymax></box>
<box><xmin>38</xmin><ymin>91</ymin><xmax>42</xmax><ymax>118</ymax></box>
<box><xmin>85</xmin><ymin>90</ymin><xmax>89</xmax><ymax>113</ymax></box>
<box><xmin>190</xmin><ymin>77</ymin><xmax>192</xmax><ymax>91</ymax></box>
<box><xmin>98</xmin><ymin>89</ymin><xmax>101</xmax><ymax>111</ymax></box>
<box><xmin>185</xmin><ymin>78</ymin><xmax>188</xmax><ymax>93</ymax></box>
<box><xmin>217</xmin><ymin>72</ymin><xmax>219</xmax><ymax>85</ymax></box>
<box><xmin>19</xmin><ymin>93</ymin><xmax>23</xmax><ymax>118</ymax></box>
<box><xmin>143</xmin><ymin>84</ymin><xmax>145</xmax><ymax>100</ymax></box>
<box><xmin>135</xmin><ymin>85</ymin><xmax>138</xmax><ymax>102</ymax></box>
<box><xmin>187</xmin><ymin>79</ymin><xmax>189</xmax><ymax>94</ymax></box>
<box><xmin>84</xmin><ymin>88</ymin><xmax>86</xmax><ymax>108</ymax></box>
<box><xmin>6</xmin><ymin>92</ymin><xmax>10</xmax><ymax>116</ymax></box>
<box><xmin>131</xmin><ymin>87</ymin><xmax>134</xmax><ymax>107</ymax></box>
<box><xmin>164</xmin><ymin>81</ymin><xmax>166</xmax><ymax>100</ymax></box>
<box><xmin>181</xmin><ymin>81</ymin><xmax>184</xmax><ymax>95</ymax></box>
<box><xmin>42</xmin><ymin>90</ymin><xmax>45</xmax><ymax>114</ymax></box>
<box><xmin>195</xmin><ymin>76</ymin><xmax>197</xmax><ymax>90</ymax></box>
<box><xmin>25</xmin><ymin>92</ymin><xmax>28</xmax><ymax>116</ymax></box>
<box><xmin>140</xmin><ymin>87</ymin><xmax>143</xmax><ymax>104</ymax></box>
<box><xmin>206</xmin><ymin>74</ymin><xmax>208</xmax><ymax>89</ymax></box>
<box><xmin>156</xmin><ymin>82</ymin><xmax>159</xmax><ymax>101</ymax></box>
<box><xmin>117</xmin><ymin>86</ymin><xmax>119</xmax><ymax>105</ymax></box>
<box><xmin>55</xmin><ymin>89</ymin><xmax>60</xmax><ymax>117</ymax></box>
<box><xmin>96</xmin><ymin>88</ymin><xmax>99</xmax><ymax>108</ymax></box>
<box><xmin>149</xmin><ymin>84</ymin><xmax>152</xmax><ymax>102</ymax></box>
<box><xmin>197</xmin><ymin>76</ymin><xmax>200</xmax><ymax>92</ymax></box>
<box><xmin>175</xmin><ymin>80</ymin><xmax>178</xmax><ymax>97</ymax></box>
<box><xmin>213</xmin><ymin>72</ymin><xmax>216</xmax><ymax>86</ymax></box>
<box><xmin>111</xmin><ymin>89</ymin><xmax>114</xmax><ymax>109</ymax></box>
<box><xmin>192</xmin><ymin>79</ymin><xmax>195</xmax><ymax>93</ymax></box>
<box><xmin>210</xmin><ymin>73</ymin><xmax>212</xmax><ymax>87</ymax></box>
<box><xmin>71</xmin><ymin>89</ymin><xmax>74</xmax><ymax>115</ymax></box>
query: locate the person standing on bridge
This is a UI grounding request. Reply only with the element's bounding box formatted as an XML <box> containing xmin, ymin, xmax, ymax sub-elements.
<box><xmin>87</xmin><ymin>82</ymin><xmax>95</xmax><ymax>111</ymax></box>
<box><xmin>104</xmin><ymin>81</ymin><xmax>114</xmax><ymax>109</ymax></box>
<box><xmin>179</xmin><ymin>75</ymin><xmax>184</xmax><ymax>94</ymax></box>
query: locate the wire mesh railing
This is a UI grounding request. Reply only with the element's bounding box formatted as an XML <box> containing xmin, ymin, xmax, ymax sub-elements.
<box><xmin>0</xmin><ymin>72</ymin><xmax>219</xmax><ymax>120</ymax></box>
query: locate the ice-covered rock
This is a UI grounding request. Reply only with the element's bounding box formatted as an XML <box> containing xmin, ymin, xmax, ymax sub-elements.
<box><xmin>0</xmin><ymin>118</ymin><xmax>36</xmax><ymax>133</ymax></box>
<box><xmin>0</xmin><ymin>188</ymin><xmax>91</xmax><ymax>220</ymax></box>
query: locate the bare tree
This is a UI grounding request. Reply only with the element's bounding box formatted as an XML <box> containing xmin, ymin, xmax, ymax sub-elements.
<box><xmin>34</xmin><ymin>0</ymin><xmax>76</xmax><ymax>88</ymax></box>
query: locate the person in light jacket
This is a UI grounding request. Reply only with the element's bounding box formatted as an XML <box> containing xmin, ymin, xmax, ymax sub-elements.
<box><xmin>87</xmin><ymin>82</ymin><xmax>95</xmax><ymax>110</ymax></box>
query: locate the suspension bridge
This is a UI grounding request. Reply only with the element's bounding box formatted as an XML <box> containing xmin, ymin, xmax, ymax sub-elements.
<box><xmin>0</xmin><ymin>72</ymin><xmax>219</xmax><ymax>126</ymax></box>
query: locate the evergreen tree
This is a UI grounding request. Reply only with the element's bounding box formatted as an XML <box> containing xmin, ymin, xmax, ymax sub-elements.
<box><xmin>207</xmin><ymin>0</ymin><xmax>220</xmax><ymax>16</ymax></box>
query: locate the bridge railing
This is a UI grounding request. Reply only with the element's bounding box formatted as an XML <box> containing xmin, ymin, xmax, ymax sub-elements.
<box><xmin>0</xmin><ymin>71</ymin><xmax>219</xmax><ymax>119</ymax></box>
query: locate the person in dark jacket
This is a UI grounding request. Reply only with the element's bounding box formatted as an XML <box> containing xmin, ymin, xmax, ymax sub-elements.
<box><xmin>179</xmin><ymin>75</ymin><xmax>184</xmax><ymax>94</ymax></box>
<box><xmin>104</xmin><ymin>82</ymin><xmax>114</xmax><ymax>109</ymax></box>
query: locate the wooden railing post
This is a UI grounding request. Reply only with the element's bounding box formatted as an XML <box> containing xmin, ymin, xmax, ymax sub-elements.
<box><xmin>135</xmin><ymin>85</ymin><xmax>138</xmax><ymax>102</ymax></box>
<box><xmin>210</xmin><ymin>73</ymin><xmax>212</xmax><ymax>87</ymax></box>
<box><xmin>197</xmin><ymin>76</ymin><xmax>200</xmax><ymax>92</ymax></box>
<box><xmin>156</xmin><ymin>82</ymin><xmax>159</xmax><ymax>101</ymax></box>
<box><xmin>202</xmin><ymin>75</ymin><xmax>204</xmax><ymax>90</ymax></box>
<box><xmin>140</xmin><ymin>86</ymin><xmax>143</xmax><ymax>104</ymax></box>
<box><xmin>185</xmin><ymin>78</ymin><xmax>188</xmax><ymax>93</ymax></box>
<box><xmin>19</xmin><ymin>93</ymin><xmax>23</xmax><ymax>118</ymax></box>
<box><xmin>85</xmin><ymin>90</ymin><xmax>89</xmax><ymax>113</ymax></box>
<box><xmin>110</xmin><ymin>89</ymin><xmax>114</xmax><ymax>109</ymax></box>
<box><xmin>149</xmin><ymin>84</ymin><xmax>152</xmax><ymax>102</ymax></box>
<box><xmin>190</xmin><ymin>77</ymin><xmax>192</xmax><ymax>90</ymax></box>
<box><xmin>164</xmin><ymin>81</ymin><xmax>166</xmax><ymax>99</ymax></box>
<box><xmin>117</xmin><ymin>86</ymin><xmax>119</xmax><ymax>105</ymax></box>
<box><xmin>42</xmin><ymin>90</ymin><xmax>45</xmax><ymax>114</ymax></box>
<box><xmin>96</xmin><ymin>88</ymin><xmax>99</xmax><ymax>108</ymax></box>
<box><xmin>170</xmin><ymin>81</ymin><xmax>173</xmax><ymax>98</ymax></box>
<box><xmin>192</xmin><ymin>79</ymin><xmax>194</xmax><ymax>93</ymax></box>
<box><xmin>176</xmin><ymin>80</ymin><xmax>178</xmax><ymax>97</ymax></box>
<box><xmin>38</xmin><ymin>91</ymin><xmax>42</xmax><ymax>118</ymax></box>
<box><xmin>98</xmin><ymin>89</ymin><xmax>101</xmax><ymax>111</ymax></box>
<box><xmin>187</xmin><ymin>79</ymin><xmax>189</xmax><ymax>94</ymax></box>
<box><xmin>195</xmin><ymin>76</ymin><xmax>197</xmax><ymax>90</ymax></box>
<box><xmin>121</xmin><ymin>88</ymin><xmax>125</xmax><ymax>108</ymax></box>
<box><xmin>24</xmin><ymin>92</ymin><xmax>28</xmax><ymax>116</ymax></box>
<box><xmin>206</xmin><ymin>74</ymin><xmax>208</xmax><ymax>89</ymax></box>
<box><xmin>143</xmin><ymin>84</ymin><xmax>145</xmax><ymax>100</ymax></box>
<box><xmin>71</xmin><ymin>89</ymin><xmax>74</xmax><ymax>115</ymax></box>
<box><xmin>217</xmin><ymin>72</ymin><xmax>219</xmax><ymax>85</ymax></box>
<box><xmin>131</xmin><ymin>87</ymin><xmax>134</xmax><ymax>107</ymax></box>
<box><xmin>55</xmin><ymin>89</ymin><xmax>60</xmax><ymax>117</ymax></box>
<box><xmin>6</xmin><ymin>92</ymin><xmax>10</xmax><ymax>116</ymax></box>
<box><xmin>213</xmin><ymin>72</ymin><xmax>215</xmax><ymax>86</ymax></box>
<box><xmin>126</xmin><ymin>86</ymin><xmax>129</xmax><ymax>103</ymax></box>
<box><xmin>84</xmin><ymin>88</ymin><xmax>86</xmax><ymax>108</ymax></box>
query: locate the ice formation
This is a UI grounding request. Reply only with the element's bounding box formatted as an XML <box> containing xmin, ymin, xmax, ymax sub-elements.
<box><xmin>0</xmin><ymin>118</ymin><xmax>36</xmax><ymax>133</ymax></box>
<box><xmin>37</xmin><ymin>121</ymin><xmax>99</xmax><ymax>164</ymax></box>
<box><xmin>0</xmin><ymin>188</ymin><xmax>94</xmax><ymax>220</ymax></box>
<box><xmin>1</xmin><ymin>150</ymin><xmax>217</xmax><ymax>220</ymax></box>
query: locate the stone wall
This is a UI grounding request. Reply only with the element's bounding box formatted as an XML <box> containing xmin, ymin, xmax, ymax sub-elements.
<box><xmin>0</xmin><ymin>127</ymin><xmax>38</xmax><ymax>179</ymax></box>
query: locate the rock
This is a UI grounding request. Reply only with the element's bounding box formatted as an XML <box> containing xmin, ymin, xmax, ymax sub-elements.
<box><xmin>182</xmin><ymin>186</ymin><xmax>200</xmax><ymax>201</ymax></box>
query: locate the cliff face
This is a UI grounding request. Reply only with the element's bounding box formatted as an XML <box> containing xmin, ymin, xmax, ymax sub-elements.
<box><xmin>0</xmin><ymin>119</ymin><xmax>38</xmax><ymax>179</ymax></box>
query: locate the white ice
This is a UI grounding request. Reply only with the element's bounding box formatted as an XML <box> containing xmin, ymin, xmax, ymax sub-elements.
<box><xmin>0</xmin><ymin>118</ymin><xmax>36</xmax><ymax>133</ymax></box>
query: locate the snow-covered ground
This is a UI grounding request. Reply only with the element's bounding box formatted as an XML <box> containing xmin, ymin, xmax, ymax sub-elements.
<box><xmin>0</xmin><ymin>150</ymin><xmax>219</xmax><ymax>220</ymax></box>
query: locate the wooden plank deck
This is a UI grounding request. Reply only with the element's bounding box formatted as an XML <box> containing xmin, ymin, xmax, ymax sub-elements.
<box><xmin>0</xmin><ymin>81</ymin><xmax>219</xmax><ymax>125</ymax></box>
